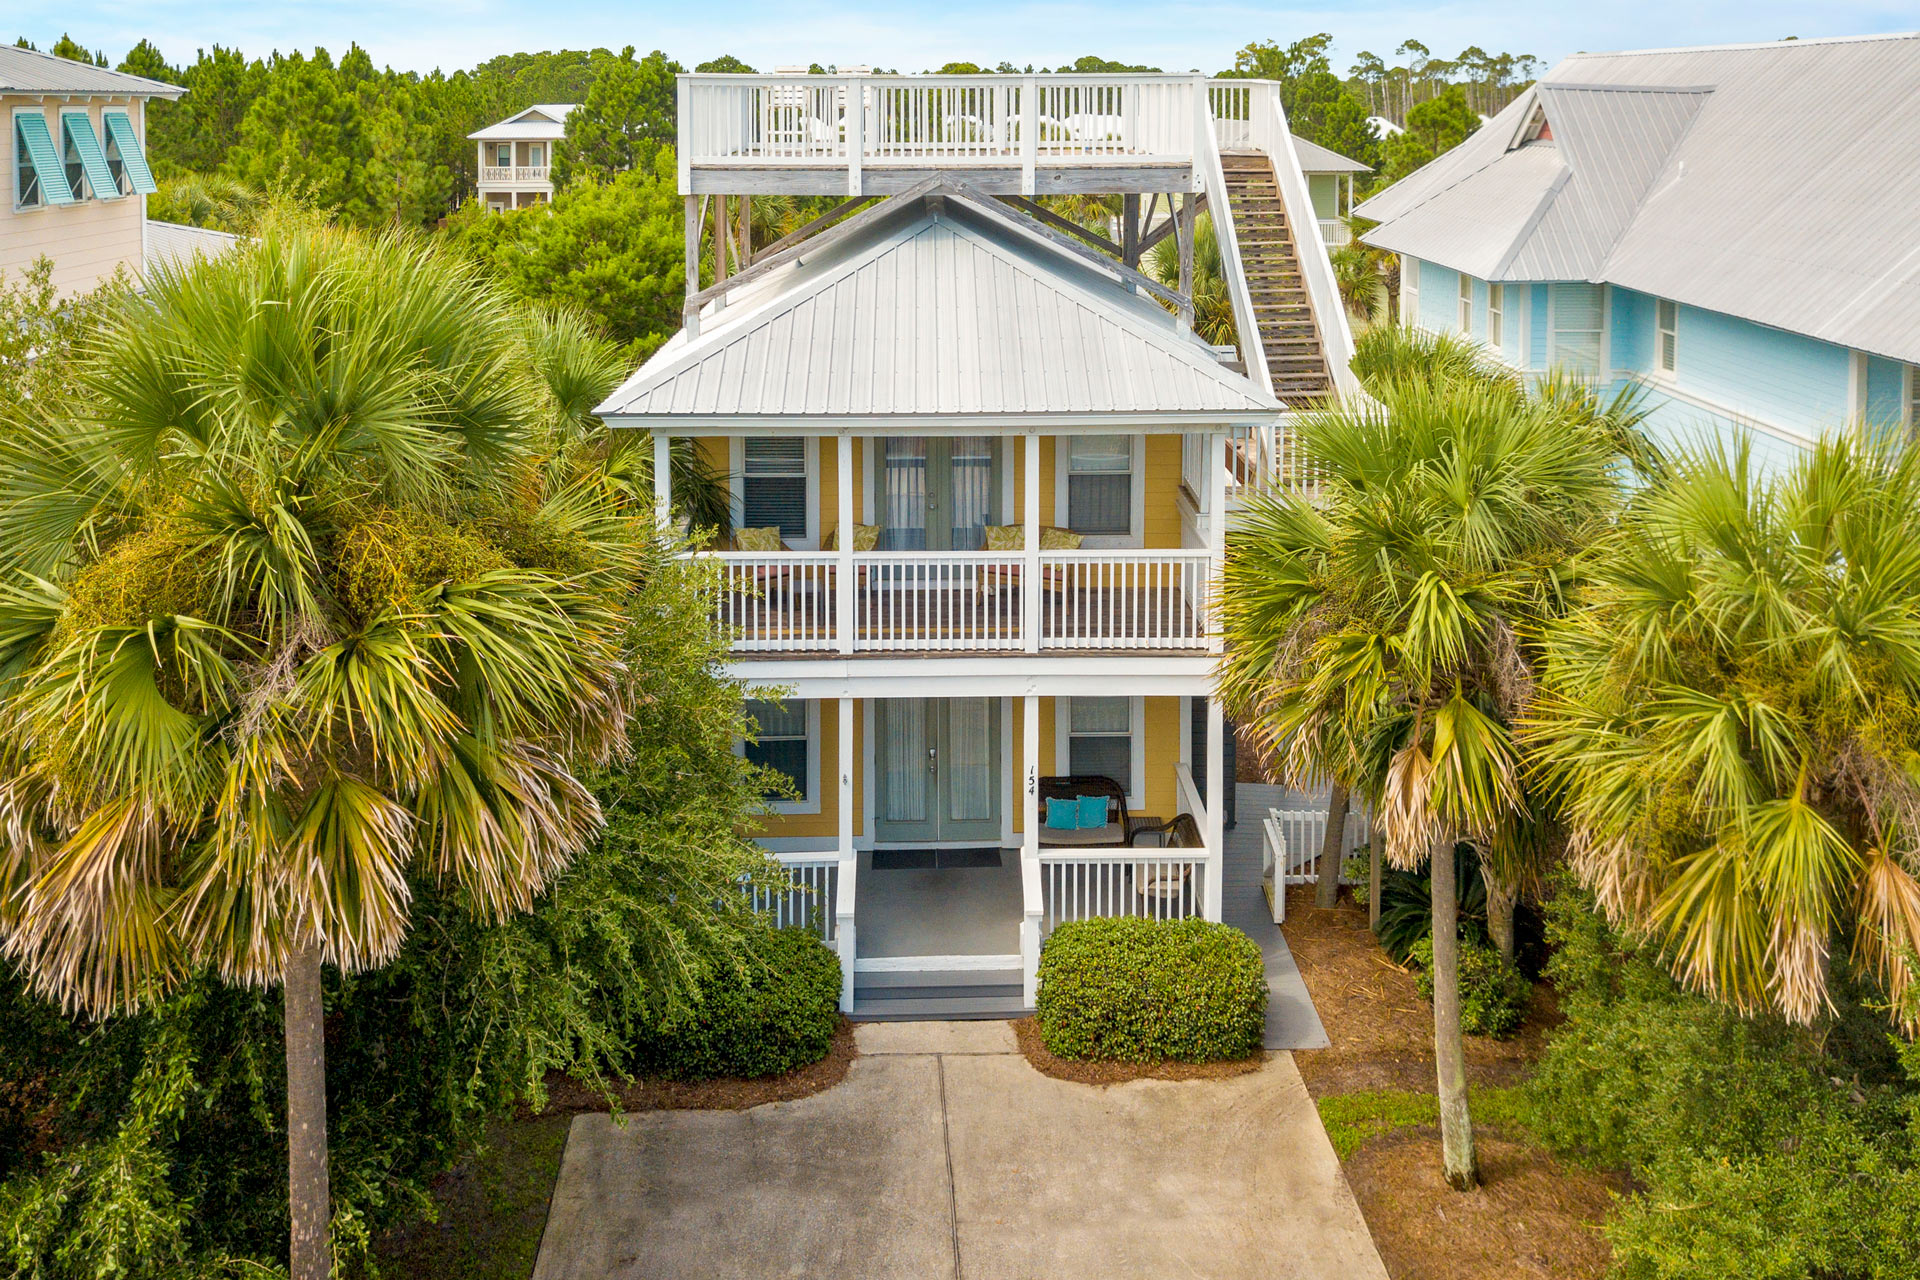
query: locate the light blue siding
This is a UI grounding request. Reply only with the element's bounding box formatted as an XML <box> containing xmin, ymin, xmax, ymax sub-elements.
<box><xmin>1416</xmin><ymin>258</ymin><xmax>1456</xmax><ymax>333</ymax></box>
<box><xmin>1630</xmin><ymin>386</ymin><xmax>1809</xmax><ymax>476</ymax></box>
<box><xmin>1610</xmin><ymin>288</ymin><xmax>1655</xmax><ymax>372</ymax></box>
<box><xmin>1527</xmin><ymin>285</ymin><xmax>1549</xmax><ymax>369</ymax></box>
<box><xmin>1866</xmin><ymin>356</ymin><xmax>1907</xmax><ymax>439</ymax></box>
<box><xmin>1664</xmin><ymin>305</ymin><xmax>1851</xmax><ymax>441</ymax></box>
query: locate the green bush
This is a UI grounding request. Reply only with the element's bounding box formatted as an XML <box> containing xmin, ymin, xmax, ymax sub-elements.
<box><xmin>1035</xmin><ymin>918</ymin><xmax>1266</xmax><ymax>1062</ymax></box>
<box><xmin>1372</xmin><ymin>841</ymin><xmax>1487</xmax><ymax>963</ymax></box>
<box><xmin>630</xmin><ymin>927</ymin><xmax>841</xmax><ymax>1080</ymax></box>
<box><xmin>1410</xmin><ymin>936</ymin><xmax>1529</xmax><ymax>1038</ymax></box>
<box><xmin>1340</xmin><ymin>851</ymin><xmax>1370</xmax><ymax>907</ymax></box>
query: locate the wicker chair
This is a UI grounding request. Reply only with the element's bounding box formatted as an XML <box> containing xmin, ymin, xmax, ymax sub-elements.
<box><xmin>1127</xmin><ymin>812</ymin><xmax>1201</xmax><ymax>901</ymax></box>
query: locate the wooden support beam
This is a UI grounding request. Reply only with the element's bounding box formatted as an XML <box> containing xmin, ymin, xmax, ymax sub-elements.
<box><xmin>1140</xmin><ymin>191</ymin><xmax>1203</xmax><ymax>257</ymax></box>
<box><xmin>996</xmin><ymin>194</ymin><xmax>1122</xmax><ymax>258</ymax></box>
<box><xmin>682</xmin><ymin>194</ymin><xmax>701</xmax><ymax>317</ymax></box>
<box><xmin>1122</xmin><ymin>193</ymin><xmax>1140</xmax><ymax>267</ymax></box>
<box><xmin>753</xmin><ymin>194</ymin><xmax>879</xmax><ymax>261</ymax></box>
<box><xmin>713</xmin><ymin>193</ymin><xmax>728</xmax><ymax>293</ymax></box>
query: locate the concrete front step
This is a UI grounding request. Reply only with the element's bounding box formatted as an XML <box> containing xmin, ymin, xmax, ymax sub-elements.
<box><xmin>851</xmin><ymin>968</ymin><xmax>1028</xmax><ymax>1021</ymax></box>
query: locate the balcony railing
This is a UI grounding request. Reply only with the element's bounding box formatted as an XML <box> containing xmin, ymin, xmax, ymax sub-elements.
<box><xmin>479</xmin><ymin>165</ymin><xmax>551</xmax><ymax>184</ymax></box>
<box><xmin>702</xmin><ymin>548</ymin><xmax>1213</xmax><ymax>654</ymax></box>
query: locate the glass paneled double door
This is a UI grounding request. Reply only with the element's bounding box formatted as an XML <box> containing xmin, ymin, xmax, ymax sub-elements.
<box><xmin>873</xmin><ymin>698</ymin><xmax>1002</xmax><ymax>844</ymax></box>
<box><xmin>878</xmin><ymin>437</ymin><xmax>998</xmax><ymax>550</ymax></box>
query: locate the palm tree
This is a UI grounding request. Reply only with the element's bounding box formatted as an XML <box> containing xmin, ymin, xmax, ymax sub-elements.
<box><xmin>1329</xmin><ymin>245</ymin><xmax>1386</xmax><ymax>326</ymax></box>
<box><xmin>1528</xmin><ymin>434</ymin><xmax>1920</xmax><ymax>1030</ymax></box>
<box><xmin>0</xmin><ymin>218</ymin><xmax>637</xmax><ymax>1280</ymax></box>
<box><xmin>1217</xmin><ymin>375</ymin><xmax>1622</xmax><ymax>1188</ymax></box>
<box><xmin>1147</xmin><ymin>213</ymin><xmax>1237</xmax><ymax>347</ymax></box>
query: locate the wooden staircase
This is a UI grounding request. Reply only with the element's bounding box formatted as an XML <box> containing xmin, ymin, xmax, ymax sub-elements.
<box><xmin>1219</xmin><ymin>152</ymin><xmax>1335</xmax><ymax>406</ymax></box>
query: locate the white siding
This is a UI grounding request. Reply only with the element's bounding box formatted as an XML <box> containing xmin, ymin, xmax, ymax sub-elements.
<box><xmin>2</xmin><ymin>94</ymin><xmax>145</xmax><ymax>296</ymax></box>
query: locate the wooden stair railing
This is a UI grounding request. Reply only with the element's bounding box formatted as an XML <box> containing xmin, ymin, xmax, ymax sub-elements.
<box><xmin>1217</xmin><ymin>151</ymin><xmax>1335</xmax><ymax>407</ymax></box>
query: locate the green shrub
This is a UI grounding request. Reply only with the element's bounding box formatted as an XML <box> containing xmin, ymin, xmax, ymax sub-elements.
<box><xmin>1340</xmin><ymin>851</ymin><xmax>1370</xmax><ymax>907</ymax></box>
<box><xmin>1409</xmin><ymin>937</ymin><xmax>1528</xmax><ymax>1038</ymax></box>
<box><xmin>1035</xmin><ymin>918</ymin><xmax>1266</xmax><ymax>1062</ymax></box>
<box><xmin>630</xmin><ymin>927</ymin><xmax>841</xmax><ymax>1080</ymax></box>
<box><xmin>1372</xmin><ymin>841</ymin><xmax>1487</xmax><ymax>963</ymax></box>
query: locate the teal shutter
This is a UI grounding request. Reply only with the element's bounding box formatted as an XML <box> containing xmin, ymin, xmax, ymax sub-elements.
<box><xmin>101</xmin><ymin>111</ymin><xmax>156</xmax><ymax>195</ymax></box>
<box><xmin>61</xmin><ymin>114</ymin><xmax>118</xmax><ymax>200</ymax></box>
<box><xmin>14</xmin><ymin>113</ymin><xmax>75</xmax><ymax>206</ymax></box>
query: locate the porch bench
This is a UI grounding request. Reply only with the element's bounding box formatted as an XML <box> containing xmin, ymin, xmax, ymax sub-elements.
<box><xmin>1036</xmin><ymin>775</ymin><xmax>1132</xmax><ymax>847</ymax></box>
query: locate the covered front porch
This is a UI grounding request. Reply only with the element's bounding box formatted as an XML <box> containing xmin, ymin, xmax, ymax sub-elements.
<box><xmin>738</xmin><ymin>684</ymin><xmax>1229</xmax><ymax>1015</ymax></box>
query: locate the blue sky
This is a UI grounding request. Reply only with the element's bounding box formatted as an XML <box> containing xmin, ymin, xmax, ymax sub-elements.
<box><xmin>11</xmin><ymin>0</ymin><xmax>1918</xmax><ymax>78</ymax></box>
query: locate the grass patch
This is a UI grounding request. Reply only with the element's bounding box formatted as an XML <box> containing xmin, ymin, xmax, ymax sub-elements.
<box><xmin>1317</xmin><ymin>1085</ymin><xmax>1531</xmax><ymax>1161</ymax></box>
<box><xmin>370</xmin><ymin>1112</ymin><xmax>570</xmax><ymax>1280</ymax></box>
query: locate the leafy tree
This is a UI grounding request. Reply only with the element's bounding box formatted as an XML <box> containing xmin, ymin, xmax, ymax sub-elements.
<box><xmin>695</xmin><ymin>54</ymin><xmax>755</xmax><ymax>74</ymax></box>
<box><xmin>1528</xmin><ymin>435</ymin><xmax>1920</xmax><ymax>1029</ymax></box>
<box><xmin>0</xmin><ymin>257</ymin><xmax>123</xmax><ymax>419</ymax></box>
<box><xmin>444</xmin><ymin>148</ymin><xmax>687</xmax><ymax>358</ymax></box>
<box><xmin>0</xmin><ymin>218</ymin><xmax>637</xmax><ymax>1279</ymax></box>
<box><xmin>556</xmin><ymin>46</ymin><xmax>682</xmax><ymax>187</ymax></box>
<box><xmin>47</xmin><ymin>33</ymin><xmax>103</xmax><ymax>66</ymax></box>
<box><xmin>1405</xmin><ymin>84</ymin><xmax>1479</xmax><ymax>152</ymax></box>
<box><xmin>1053</xmin><ymin>55</ymin><xmax>1158</xmax><ymax>73</ymax></box>
<box><xmin>362</xmin><ymin>78</ymin><xmax>453</xmax><ymax>227</ymax></box>
<box><xmin>1217</xmin><ymin>372</ymin><xmax>1625</xmax><ymax>1188</ymax></box>
<box><xmin>223</xmin><ymin>48</ymin><xmax>373</xmax><ymax>222</ymax></box>
<box><xmin>115</xmin><ymin>38</ymin><xmax>176</xmax><ymax>83</ymax></box>
<box><xmin>151</xmin><ymin>45</ymin><xmax>266</xmax><ymax>175</ymax></box>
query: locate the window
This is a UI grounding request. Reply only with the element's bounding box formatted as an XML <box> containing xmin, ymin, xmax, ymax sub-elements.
<box><xmin>495</xmin><ymin>143</ymin><xmax>511</xmax><ymax>167</ymax></box>
<box><xmin>743</xmin><ymin>699</ymin><xmax>813</xmax><ymax>806</ymax></box>
<box><xmin>99</xmin><ymin>112</ymin><xmax>154</xmax><ymax>195</ymax></box>
<box><xmin>60</xmin><ymin>116</ymin><xmax>87</xmax><ymax>200</ymax></box>
<box><xmin>60</xmin><ymin>113</ymin><xmax>116</xmax><ymax>202</ymax></box>
<box><xmin>1457</xmin><ymin>274</ymin><xmax>1473</xmax><ymax>333</ymax></box>
<box><xmin>1400</xmin><ymin>254</ymin><xmax>1419</xmax><ymax>326</ymax></box>
<box><xmin>1065</xmin><ymin>435</ymin><xmax>1132</xmax><ymax>537</ymax></box>
<box><xmin>741</xmin><ymin>437</ymin><xmax>809</xmax><ymax>542</ymax></box>
<box><xmin>1550</xmin><ymin>283</ymin><xmax>1604</xmax><ymax>376</ymax></box>
<box><xmin>1487</xmin><ymin>283</ymin><xmax>1504</xmax><ymax>349</ymax></box>
<box><xmin>13</xmin><ymin>111</ymin><xmax>75</xmax><ymax>210</ymax></box>
<box><xmin>1909</xmin><ymin>364</ymin><xmax>1919</xmax><ymax>435</ymax></box>
<box><xmin>528</xmin><ymin>143</ymin><xmax>544</xmax><ymax>167</ymax></box>
<box><xmin>102</xmin><ymin>120</ymin><xmax>128</xmax><ymax>194</ymax></box>
<box><xmin>1656</xmin><ymin>299</ymin><xmax>1678</xmax><ymax>375</ymax></box>
<box><xmin>1067</xmin><ymin>698</ymin><xmax>1133</xmax><ymax>797</ymax></box>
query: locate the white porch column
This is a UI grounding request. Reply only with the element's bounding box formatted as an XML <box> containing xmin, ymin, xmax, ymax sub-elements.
<box><xmin>1023</xmin><ymin>432</ymin><xmax>1042</xmax><ymax>654</ymax></box>
<box><xmin>837</xmin><ymin>695</ymin><xmax>857</xmax><ymax>1012</ymax></box>
<box><xmin>1021</xmin><ymin>691</ymin><xmax>1042</xmax><ymax>1005</ymax></box>
<box><xmin>838</xmin><ymin>433</ymin><xmax>855</xmax><ymax>655</ymax></box>
<box><xmin>1204</xmin><ymin>694</ymin><xmax>1225</xmax><ymax>921</ymax></box>
<box><xmin>653</xmin><ymin>431</ymin><xmax>673</xmax><ymax>532</ymax></box>
<box><xmin>1208</xmin><ymin>428</ymin><xmax>1228</xmax><ymax>655</ymax></box>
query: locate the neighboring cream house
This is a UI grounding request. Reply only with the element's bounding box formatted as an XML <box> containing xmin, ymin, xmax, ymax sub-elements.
<box><xmin>2</xmin><ymin>45</ymin><xmax>183</xmax><ymax>295</ymax></box>
<box><xmin>469</xmin><ymin>104</ymin><xmax>574</xmax><ymax>210</ymax></box>
<box><xmin>598</xmin><ymin>72</ymin><xmax>1358</xmax><ymax>1016</ymax></box>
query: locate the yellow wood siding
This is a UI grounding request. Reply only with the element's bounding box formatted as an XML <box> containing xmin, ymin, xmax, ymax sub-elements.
<box><xmin>1</xmin><ymin>96</ymin><xmax>146</xmax><ymax>297</ymax></box>
<box><xmin>749</xmin><ymin>700</ymin><xmax>864</xmax><ymax>841</ymax></box>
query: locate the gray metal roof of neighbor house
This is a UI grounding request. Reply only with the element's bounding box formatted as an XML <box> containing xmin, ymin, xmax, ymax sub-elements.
<box><xmin>145</xmin><ymin>220</ymin><xmax>240</xmax><ymax>275</ymax></box>
<box><xmin>0</xmin><ymin>45</ymin><xmax>183</xmax><ymax>96</ymax></box>
<box><xmin>1291</xmin><ymin>135</ymin><xmax>1371</xmax><ymax>174</ymax></box>
<box><xmin>597</xmin><ymin>184</ymin><xmax>1281</xmax><ymax>426</ymax></box>
<box><xmin>1355</xmin><ymin>31</ymin><xmax>1920</xmax><ymax>365</ymax></box>
<box><xmin>467</xmin><ymin>105</ymin><xmax>577</xmax><ymax>141</ymax></box>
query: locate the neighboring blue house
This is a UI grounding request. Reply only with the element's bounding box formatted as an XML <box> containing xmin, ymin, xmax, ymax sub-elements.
<box><xmin>1355</xmin><ymin>33</ymin><xmax>1920</xmax><ymax>470</ymax></box>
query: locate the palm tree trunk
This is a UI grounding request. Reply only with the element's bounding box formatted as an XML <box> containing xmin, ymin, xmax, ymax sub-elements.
<box><xmin>1368</xmin><ymin>820</ymin><xmax>1383</xmax><ymax>931</ymax></box>
<box><xmin>1486</xmin><ymin>873</ymin><xmax>1518</xmax><ymax>963</ymax></box>
<box><xmin>284</xmin><ymin>944</ymin><xmax>332</xmax><ymax>1280</ymax></box>
<box><xmin>1429</xmin><ymin>835</ymin><xmax>1479</xmax><ymax>1190</ymax></box>
<box><xmin>1316</xmin><ymin>785</ymin><xmax>1350</xmax><ymax>909</ymax></box>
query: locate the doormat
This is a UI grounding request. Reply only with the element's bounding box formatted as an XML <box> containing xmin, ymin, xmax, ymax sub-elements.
<box><xmin>872</xmin><ymin>848</ymin><xmax>1005</xmax><ymax>870</ymax></box>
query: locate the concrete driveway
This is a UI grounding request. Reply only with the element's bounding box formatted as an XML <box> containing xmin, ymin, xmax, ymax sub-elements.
<box><xmin>532</xmin><ymin>1021</ymin><xmax>1387</xmax><ymax>1280</ymax></box>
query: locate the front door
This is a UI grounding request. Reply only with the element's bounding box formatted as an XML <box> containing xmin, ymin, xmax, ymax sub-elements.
<box><xmin>877</xmin><ymin>437</ymin><xmax>999</xmax><ymax>550</ymax></box>
<box><xmin>873</xmin><ymin>698</ymin><xmax>1002</xmax><ymax>844</ymax></box>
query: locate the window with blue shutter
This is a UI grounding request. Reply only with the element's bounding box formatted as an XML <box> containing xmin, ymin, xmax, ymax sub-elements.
<box><xmin>100</xmin><ymin>111</ymin><xmax>156</xmax><ymax>195</ymax></box>
<box><xmin>61</xmin><ymin>113</ymin><xmax>117</xmax><ymax>201</ymax></box>
<box><xmin>13</xmin><ymin>112</ymin><xmax>76</xmax><ymax>207</ymax></box>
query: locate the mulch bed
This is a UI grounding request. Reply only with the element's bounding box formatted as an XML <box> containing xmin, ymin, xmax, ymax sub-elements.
<box><xmin>1011</xmin><ymin>1016</ymin><xmax>1267</xmax><ymax>1084</ymax></box>
<box><xmin>1344</xmin><ymin>1128</ymin><xmax>1624</xmax><ymax>1280</ymax></box>
<box><xmin>1280</xmin><ymin>885</ymin><xmax>1555</xmax><ymax>1097</ymax></box>
<box><xmin>535</xmin><ymin>1016</ymin><xmax>858</xmax><ymax>1115</ymax></box>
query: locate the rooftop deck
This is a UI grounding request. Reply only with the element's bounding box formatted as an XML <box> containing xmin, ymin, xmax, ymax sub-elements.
<box><xmin>677</xmin><ymin>73</ymin><xmax>1281</xmax><ymax>195</ymax></box>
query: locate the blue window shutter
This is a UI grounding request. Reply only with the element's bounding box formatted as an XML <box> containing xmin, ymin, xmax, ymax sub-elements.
<box><xmin>62</xmin><ymin>114</ymin><xmax>118</xmax><ymax>200</ymax></box>
<box><xmin>15</xmin><ymin>114</ymin><xmax>75</xmax><ymax>205</ymax></box>
<box><xmin>101</xmin><ymin>111</ymin><xmax>156</xmax><ymax>195</ymax></box>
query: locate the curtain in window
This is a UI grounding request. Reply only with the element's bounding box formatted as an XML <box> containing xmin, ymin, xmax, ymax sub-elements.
<box><xmin>946</xmin><ymin>698</ymin><xmax>993</xmax><ymax>823</ymax></box>
<box><xmin>1067</xmin><ymin>436</ymin><xmax>1131</xmax><ymax>536</ymax></box>
<box><xmin>949</xmin><ymin>437</ymin><xmax>994</xmax><ymax>551</ymax></box>
<box><xmin>879</xmin><ymin>438</ymin><xmax>928</xmax><ymax>550</ymax></box>
<box><xmin>1068</xmin><ymin>697</ymin><xmax>1132</xmax><ymax>793</ymax></box>
<box><xmin>882</xmin><ymin>700</ymin><xmax>929</xmax><ymax>822</ymax></box>
<box><xmin>744</xmin><ymin>699</ymin><xmax>809</xmax><ymax>800</ymax></box>
<box><xmin>743</xmin><ymin>437</ymin><xmax>808</xmax><ymax>541</ymax></box>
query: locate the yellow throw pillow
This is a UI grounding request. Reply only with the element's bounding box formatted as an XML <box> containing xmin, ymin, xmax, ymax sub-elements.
<box><xmin>823</xmin><ymin>524</ymin><xmax>881</xmax><ymax>552</ymax></box>
<box><xmin>735</xmin><ymin>526</ymin><xmax>786</xmax><ymax>552</ymax></box>
<box><xmin>983</xmin><ymin>524</ymin><xmax>1023</xmax><ymax>552</ymax></box>
<box><xmin>1040</xmin><ymin>526</ymin><xmax>1084</xmax><ymax>551</ymax></box>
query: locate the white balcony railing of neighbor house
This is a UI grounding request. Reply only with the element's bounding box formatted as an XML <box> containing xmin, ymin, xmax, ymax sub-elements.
<box><xmin>703</xmin><ymin>549</ymin><xmax>1213</xmax><ymax>654</ymax></box>
<box><xmin>1319</xmin><ymin>218</ymin><xmax>1350</xmax><ymax>247</ymax></box>
<box><xmin>479</xmin><ymin>165</ymin><xmax>551</xmax><ymax>184</ymax></box>
<box><xmin>1262</xmin><ymin>807</ymin><xmax>1370</xmax><ymax>924</ymax></box>
<box><xmin>1183</xmin><ymin>426</ymin><xmax>1325</xmax><ymax>511</ymax></box>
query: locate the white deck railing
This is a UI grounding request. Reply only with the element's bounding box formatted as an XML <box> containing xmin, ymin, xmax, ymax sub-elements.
<box><xmin>1037</xmin><ymin>847</ymin><xmax>1210</xmax><ymax>935</ymax></box>
<box><xmin>1262</xmin><ymin>806</ymin><xmax>1370</xmax><ymax>924</ymax></box>
<box><xmin>749</xmin><ymin>851</ymin><xmax>841</xmax><ymax>940</ymax></box>
<box><xmin>479</xmin><ymin>165</ymin><xmax>551</xmax><ymax>184</ymax></box>
<box><xmin>703</xmin><ymin>548</ymin><xmax>1212</xmax><ymax>654</ymax></box>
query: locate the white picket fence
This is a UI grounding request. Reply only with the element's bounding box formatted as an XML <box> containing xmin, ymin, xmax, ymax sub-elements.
<box><xmin>1261</xmin><ymin>806</ymin><xmax>1369</xmax><ymax>924</ymax></box>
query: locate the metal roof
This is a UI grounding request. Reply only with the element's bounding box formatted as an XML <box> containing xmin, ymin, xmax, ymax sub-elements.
<box><xmin>144</xmin><ymin>221</ymin><xmax>239</xmax><ymax>276</ymax></box>
<box><xmin>1357</xmin><ymin>32</ymin><xmax>1920</xmax><ymax>365</ymax></box>
<box><xmin>467</xmin><ymin>104</ymin><xmax>577</xmax><ymax>141</ymax></box>
<box><xmin>597</xmin><ymin>185</ymin><xmax>1279</xmax><ymax>425</ymax></box>
<box><xmin>0</xmin><ymin>45</ymin><xmax>182</xmax><ymax>97</ymax></box>
<box><xmin>1291</xmin><ymin>134</ymin><xmax>1370</xmax><ymax>174</ymax></box>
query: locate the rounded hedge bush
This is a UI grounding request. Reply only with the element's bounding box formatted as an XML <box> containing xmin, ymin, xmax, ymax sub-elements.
<box><xmin>1035</xmin><ymin>917</ymin><xmax>1267</xmax><ymax>1062</ymax></box>
<box><xmin>630</xmin><ymin>927</ymin><xmax>841</xmax><ymax>1079</ymax></box>
<box><xmin>1411</xmin><ymin>936</ymin><xmax>1529</xmax><ymax>1038</ymax></box>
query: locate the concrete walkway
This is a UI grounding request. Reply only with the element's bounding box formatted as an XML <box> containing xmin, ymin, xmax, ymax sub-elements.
<box><xmin>1227</xmin><ymin>783</ymin><xmax>1331</xmax><ymax>1050</ymax></box>
<box><xmin>533</xmin><ymin>1022</ymin><xmax>1387</xmax><ymax>1280</ymax></box>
